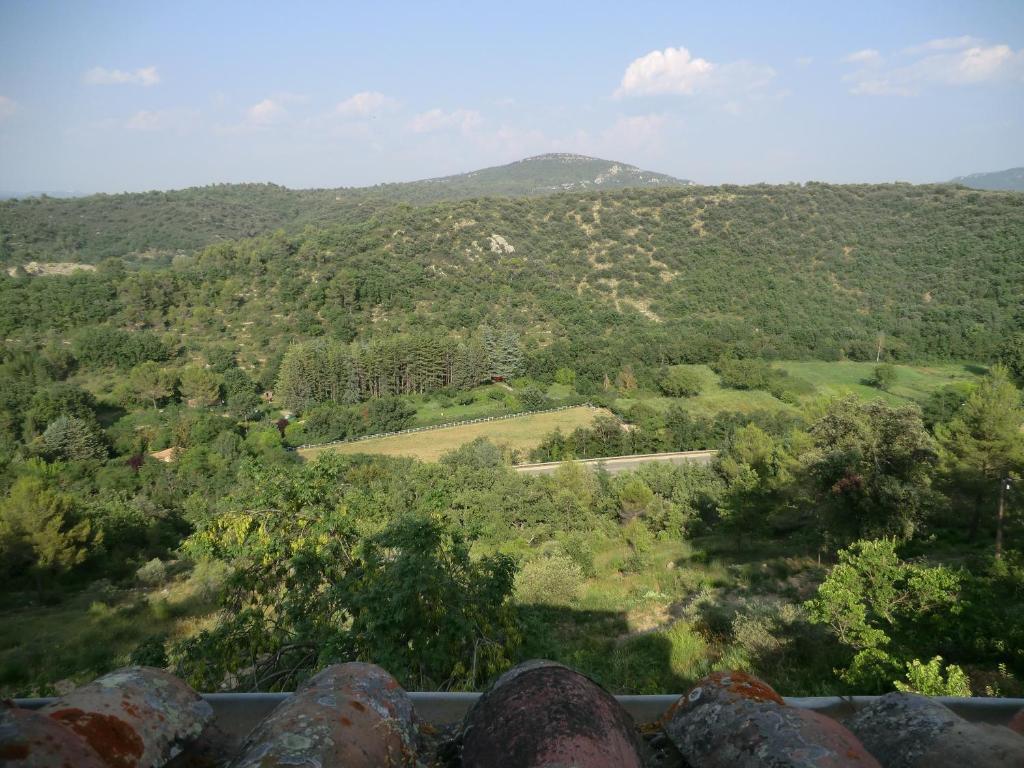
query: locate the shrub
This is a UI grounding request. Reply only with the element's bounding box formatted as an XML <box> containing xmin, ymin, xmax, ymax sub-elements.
<box><xmin>456</xmin><ymin>392</ymin><xmax>475</xmax><ymax>406</ymax></box>
<box><xmin>554</xmin><ymin>367</ymin><xmax>576</xmax><ymax>386</ymax></box>
<box><xmin>136</xmin><ymin>558</ymin><xmax>168</xmax><ymax>587</ymax></box>
<box><xmin>894</xmin><ymin>656</ymin><xmax>971</xmax><ymax>697</ymax></box>
<box><xmin>367</xmin><ymin>397</ymin><xmax>415</xmax><ymax>433</ymax></box>
<box><xmin>658</xmin><ymin>367</ymin><xmax>704</xmax><ymax>397</ymax></box>
<box><xmin>514</xmin><ymin>554</ymin><xmax>584</xmax><ymax>606</ymax></box>
<box><xmin>559</xmin><ymin>534</ymin><xmax>597</xmax><ymax>579</ymax></box>
<box><xmin>868</xmin><ymin>363</ymin><xmax>898</xmax><ymax>391</ymax></box>
<box><xmin>41</xmin><ymin>416</ymin><xmax>108</xmax><ymax>461</ymax></box>
<box><xmin>519</xmin><ymin>385</ymin><xmax>549</xmax><ymax>410</ymax></box>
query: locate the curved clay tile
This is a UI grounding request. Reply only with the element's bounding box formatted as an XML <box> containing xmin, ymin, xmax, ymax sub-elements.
<box><xmin>40</xmin><ymin>666</ymin><xmax>212</xmax><ymax>768</ymax></box>
<box><xmin>663</xmin><ymin>671</ymin><xmax>880</xmax><ymax>768</ymax></box>
<box><xmin>0</xmin><ymin>705</ymin><xmax>107</xmax><ymax>768</ymax></box>
<box><xmin>461</xmin><ymin>659</ymin><xmax>644</xmax><ymax>768</ymax></box>
<box><xmin>847</xmin><ymin>692</ymin><xmax>1024</xmax><ymax>768</ymax></box>
<box><xmin>229</xmin><ymin>662</ymin><xmax>420</xmax><ymax>767</ymax></box>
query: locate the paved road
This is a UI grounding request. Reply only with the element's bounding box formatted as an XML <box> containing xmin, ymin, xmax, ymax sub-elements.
<box><xmin>514</xmin><ymin>450</ymin><xmax>718</xmax><ymax>476</ymax></box>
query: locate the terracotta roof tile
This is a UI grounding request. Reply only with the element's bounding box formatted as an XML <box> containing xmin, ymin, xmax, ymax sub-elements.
<box><xmin>4</xmin><ymin>662</ymin><xmax>1024</xmax><ymax>767</ymax></box>
<box><xmin>846</xmin><ymin>692</ymin><xmax>1024</xmax><ymax>768</ymax></box>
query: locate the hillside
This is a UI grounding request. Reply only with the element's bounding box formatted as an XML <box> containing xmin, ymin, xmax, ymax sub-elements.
<box><xmin>371</xmin><ymin>153</ymin><xmax>691</xmax><ymax>199</ymax></box>
<box><xmin>950</xmin><ymin>167</ymin><xmax>1024</xmax><ymax>192</ymax></box>
<box><xmin>0</xmin><ymin>154</ymin><xmax>689</xmax><ymax>265</ymax></box>
<box><xmin>4</xmin><ymin>183</ymin><xmax>1021</xmax><ymax>371</ymax></box>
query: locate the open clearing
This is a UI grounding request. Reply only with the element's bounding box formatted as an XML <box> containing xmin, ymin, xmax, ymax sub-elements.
<box><xmin>298</xmin><ymin>405</ymin><xmax>606</xmax><ymax>462</ymax></box>
<box><xmin>615</xmin><ymin>361</ymin><xmax>983</xmax><ymax>417</ymax></box>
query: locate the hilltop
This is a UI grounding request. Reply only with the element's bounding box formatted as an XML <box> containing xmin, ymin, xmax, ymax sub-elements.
<box><xmin>372</xmin><ymin>153</ymin><xmax>692</xmax><ymax>199</ymax></box>
<box><xmin>0</xmin><ymin>154</ymin><xmax>690</xmax><ymax>264</ymax></box>
<box><xmin>949</xmin><ymin>166</ymin><xmax>1024</xmax><ymax>192</ymax></box>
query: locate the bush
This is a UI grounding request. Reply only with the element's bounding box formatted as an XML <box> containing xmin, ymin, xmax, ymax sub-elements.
<box><xmin>894</xmin><ymin>656</ymin><xmax>971</xmax><ymax>697</ymax></box>
<box><xmin>456</xmin><ymin>392</ymin><xmax>475</xmax><ymax>406</ymax></box>
<box><xmin>41</xmin><ymin>416</ymin><xmax>108</xmax><ymax>461</ymax></box>
<box><xmin>519</xmin><ymin>385</ymin><xmax>549</xmax><ymax>410</ymax></box>
<box><xmin>367</xmin><ymin>397</ymin><xmax>416</xmax><ymax>433</ymax></box>
<box><xmin>868</xmin><ymin>363</ymin><xmax>898</xmax><ymax>391</ymax></box>
<box><xmin>658</xmin><ymin>367</ymin><xmax>704</xmax><ymax>397</ymax></box>
<box><xmin>559</xmin><ymin>534</ymin><xmax>597</xmax><ymax>579</ymax></box>
<box><xmin>514</xmin><ymin>554</ymin><xmax>584</xmax><ymax>606</ymax></box>
<box><xmin>136</xmin><ymin>558</ymin><xmax>168</xmax><ymax>587</ymax></box>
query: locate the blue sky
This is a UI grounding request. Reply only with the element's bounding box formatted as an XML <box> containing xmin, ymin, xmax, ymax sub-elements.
<box><xmin>0</xmin><ymin>0</ymin><xmax>1022</xmax><ymax>193</ymax></box>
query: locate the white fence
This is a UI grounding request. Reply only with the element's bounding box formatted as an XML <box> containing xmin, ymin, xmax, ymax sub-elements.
<box><xmin>294</xmin><ymin>402</ymin><xmax>606</xmax><ymax>451</ymax></box>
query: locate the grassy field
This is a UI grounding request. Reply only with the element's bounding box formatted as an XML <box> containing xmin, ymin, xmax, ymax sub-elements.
<box><xmin>298</xmin><ymin>405</ymin><xmax>606</xmax><ymax>462</ymax></box>
<box><xmin>776</xmin><ymin>361</ymin><xmax>982</xmax><ymax>404</ymax></box>
<box><xmin>615</xmin><ymin>361</ymin><xmax>983</xmax><ymax>417</ymax></box>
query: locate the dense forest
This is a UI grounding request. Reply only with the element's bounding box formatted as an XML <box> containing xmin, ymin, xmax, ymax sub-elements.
<box><xmin>1</xmin><ymin>179</ymin><xmax>1022</xmax><ymax>701</ymax></box>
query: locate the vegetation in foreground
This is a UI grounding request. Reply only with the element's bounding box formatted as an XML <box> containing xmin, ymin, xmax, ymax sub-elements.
<box><xmin>1</xmin><ymin>365</ymin><xmax>1021</xmax><ymax>699</ymax></box>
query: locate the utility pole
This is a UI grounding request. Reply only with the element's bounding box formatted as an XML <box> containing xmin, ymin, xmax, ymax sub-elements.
<box><xmin>996</xmin><ymin>477</ymin><xmax>1011</xmax><ymax>560</ymax></box>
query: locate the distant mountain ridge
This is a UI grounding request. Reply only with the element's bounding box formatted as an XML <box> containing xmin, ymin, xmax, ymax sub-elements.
<box><xmin>949</xmin><ymin>167</ymin><xmax>1024</xmax><ymax>192</ymax></box>
<box><xmin>388</xmin><ymin>153</ymin><xmax>693</xmax><ymax>198</ymax></box>
<box><xmin>0</xmin><ymin>154</ymin><xmax>693</xmax><ymax>264</ymax></box>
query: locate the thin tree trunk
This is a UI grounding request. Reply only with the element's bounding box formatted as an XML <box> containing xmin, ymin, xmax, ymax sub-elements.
<box><xmin>995</xmin><ymin>480</ymin><xmax>1006</xmax><ymax>560</ymax></box>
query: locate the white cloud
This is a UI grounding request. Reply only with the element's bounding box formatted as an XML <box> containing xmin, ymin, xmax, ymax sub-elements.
<box><xmin>246</xmin><ymin>98</ymin><xmax>286</xmax><ymax>125</ymax></box>
<box><xmin>843</xmin><ymin>49</ymin><xmax>882</xmax><ymax>65</ymax></box>
<box><xmin>903</xmin><ymin>36</ymin><xmax>981</xmax><ymax>55</ymax></box>
<box><xmin>336</xmin><ymin>91</ymin><xmax>398</xmax><ymax>117</ymax></box>
<box><xmin>616</xmin><ymin>46</ymin><xmax>715</xmax><ymax>96</ymax></box>
<box><xmin>795</xmin><ymin>56</ymin><xmax>814</xmax><ymax>67</ymax></box>
<box><xmin>408</xmin><ymin>107</ymin><xmax>482</xmax><ymax>135</ymax></box>
<box><xmin>0</xmin><ymin>96</ymin><xmax>17</xmax><ymax>121</ymax></box>
<box><xmin>125</xmin><ymin>109</ymin><xmax>199</xmax><ymax>133</ymax></box>
<box><xmin>614</xmin><ymin>46</ymin><xmax>775</xmax><ymax>108</ymax></box>
<box><xmin>923</xmin><ymin>44</ymin><xmax>1024</xmax><ymax>84</ymax></box>
<box><xmin>83</xmin><ymin>66</ymin><xmax>160</xmax><ymax>87</ymax></box>
<box><xmin>843</xmin><ymin>38</ymin><xmax>1024</xmax><ymax>95</ymax></box>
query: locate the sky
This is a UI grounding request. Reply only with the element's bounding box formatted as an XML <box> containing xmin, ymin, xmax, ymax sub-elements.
<box><xmin>0</xmin><ymin>0</ymin><xmax>1022</xmax><ymax>194</ymax></box>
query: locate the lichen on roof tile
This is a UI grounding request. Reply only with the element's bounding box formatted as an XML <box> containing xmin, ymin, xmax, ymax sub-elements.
<box><xmin>846</xmin><ymin>692</ymin><xmax>1024</xmax><ymax>768</ymax></box>
<box><xmin>228</xmin><ymin>662</ymin><xmax>420</xmax><ymax>768</ymax></box>
<box><xmin>663</xmin><ymin>671</ymin><xmax>881</xmax><ymax>768</ymax></box>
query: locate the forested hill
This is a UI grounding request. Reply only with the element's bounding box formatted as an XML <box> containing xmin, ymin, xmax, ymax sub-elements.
<box><xmin>0</xmin><ymin>154</ymin><xmax>688</xmax><ymax>265</ymax></box>
<box><xmin>4</xmin><ymin>183</ymin><xmax>1022</xmax><ymax>375</ymax></box>
<box><xmin>373</xmin><ymin>153</ymin><xmax>690</xmax><ymax>199</ymax></box>
<box><xmin>949</xmin><ymin>167</ymin><xmax>1024</xmax><ymax>192</ymax></box>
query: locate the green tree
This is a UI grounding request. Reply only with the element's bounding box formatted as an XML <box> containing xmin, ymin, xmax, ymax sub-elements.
<box><xmin>24</xmin><ymin>383</ymin><xmax>97</xmax><ymax>438</ymax></box>
<box><xmin>806</xmin><ymin>397</ymin><xmax>938</xmax><ymax>546</ymax></box>
<box><xmin>0</xmin><ymin>476</ymin><xmax>94</xmax><ymax>590</ymax></box>
<box><xmin>658</xmin><ymin>366</ymin><xmax>704</xmax><ymax>397</ymax></box>
<box><xmin>868</xmin><ymin>363</ymin><xmax>898</xmax><ymax>391</ymax></box>
<box><xmin>179</xmin><ymin>366</ymin><xmax>222</xmax><ymax>407</ymax></box>
<box><xmin>127</xmin><ymin>361</ymin><xmax>176</xmax><ymax>407</ymax></box>
<box><xmin>346</xmin><ymin>516</ymin><xmax>519</xmax><ymax>690</ymax></box>
<box><xmin>41</xmin><ymin>415</ymin><xmax>107</xmax><ymax>461</ymax></box>
<box><xmin>936</xmin><ymin>366</ymin><xmax>1024</xmax><ymax>550</ymax></box>
<box><xmin>997</xmin><ymin>331</ymin><xmax>1024</xmax><ymax>385</ymax></box>
<box><xmin>807</xmin><ymin>538</ymin><xmax>962</xmax><ymax>692</ymax></box>
<box><xmin>717</xmin><ymin>423</ymin><xmax>792</xmax><ymax>549</ymax></box>
<box><xmin>367</xmin><ymin>397</ymin><xmax>415</xmax><ymax>432</ymax></box>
